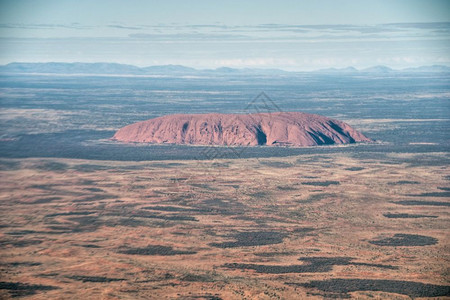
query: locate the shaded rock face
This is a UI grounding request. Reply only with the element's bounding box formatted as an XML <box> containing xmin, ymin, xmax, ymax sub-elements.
<box><xmin>112</xmin><ymin>112</ymin><xmax>372</xmax><ymax>147</ymax></box>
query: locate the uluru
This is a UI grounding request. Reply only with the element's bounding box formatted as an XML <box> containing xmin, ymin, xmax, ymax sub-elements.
<box><xmin>112</xmin><ymin>112</ymin><xmax>372</xmax><ymax>147</ymax></box>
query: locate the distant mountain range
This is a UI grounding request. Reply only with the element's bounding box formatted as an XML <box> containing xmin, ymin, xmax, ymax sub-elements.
<box><xmin>316</xmin><ymin>65</ymin><xmax>450</xmax><ymax>74</ymax></box>
<box><xmin>1</xmin><ymin>62</ymin><xmax>449</xmax><ymax>75</ymax></box>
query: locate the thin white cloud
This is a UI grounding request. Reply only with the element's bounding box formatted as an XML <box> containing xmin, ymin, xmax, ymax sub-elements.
<box><xmin>1</xmin><ymin>22</ymin><xmax>449</xmax><ymax>41</ymax></box>
<box><xmin>0</xmin><ymin>22</ymin><xmax>449</xmax><ymax>71</ymax></box>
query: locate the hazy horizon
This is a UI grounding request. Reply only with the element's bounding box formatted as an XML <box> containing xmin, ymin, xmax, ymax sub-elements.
<box><xmin>1</xmin><ymin>0</ymin><xmax>450</xmax><ymax>71</ymax></box>
<box><xmin>2</xmin><ymin>61</ymin><xmax>450</xmax><ymax>73</ymax></box>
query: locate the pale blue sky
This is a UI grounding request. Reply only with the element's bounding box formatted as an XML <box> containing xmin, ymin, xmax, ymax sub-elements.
<box><xmin>1</xmin><ymin>0</ymin><xmax>449</xmax><ymax>70</ymax></box>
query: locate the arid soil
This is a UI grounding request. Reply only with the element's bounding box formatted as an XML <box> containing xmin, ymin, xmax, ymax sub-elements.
<box><xmin>0</xmin><ymin>151</ymin><xmax>449</xmax><ymax>299</ymax></box>
<box><xmin>112</xmin><ymin>112</ymin><xmax>372</xmax><ymax>146</ymax></box>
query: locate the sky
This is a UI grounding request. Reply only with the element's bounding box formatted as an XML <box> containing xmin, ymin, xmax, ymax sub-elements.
<box><xmin>1</xmin><ymin>0</ymin><xmax>449</xmax><ymax>70</ymax></box>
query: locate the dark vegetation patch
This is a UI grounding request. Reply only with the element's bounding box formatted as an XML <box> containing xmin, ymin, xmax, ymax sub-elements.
<box><xmin>66</xmin><ymin>275</ymin><xmax>124</xmax><ymax>283</ymax></box>
<box><xmin>155</xmin><ymin>215</ymin><xmax>197</xmax><ymax>221</ymax></box>
<box><xmin>369</xmin><ymin>234</ymin><xmax>438</xmax><ymax>246</ymax></box>
<box><xmin>296</xmin><ymin>156</ymin><xmax>332</xmax><ymax>163</ymax></box>
<box><xmin>45</xmin><ymin>225</ymin><xmax>94</xmax><ymax>234</ymax></box>
<box><xmin>224</xmin><ymin>257</ymin><xmax>397</xmax><ymax>274</ymax></box>
<box><xmin>16</xmin><ymin>214</ymin><xmax>130</xmax><ymax>234</ymax></box>
<box><xmin>104</xmin><ymin>210</ymin><xmax>198</xmax><ymax>222</ymax></box>
<box><xmin>110</xmin><ymin>203</ymin><xmax>139</xmax><ymax>209</ymax></box>
<box><xmin>300</xmin><ymin>193</ymin><xmax>334</xmax><ymax>203</ymax></box>
<box><xmin>198</xmin><ymin>198</ymin><xmax>245</xmax><ymax>215</ymax></box>
<box><xmin>0</xmin><ymin>160</ymin><xmax>20</xmax><ymax>171</ymax></box>
<box><xmin>148</xmin><ymin>162</ymin><xmax>185</xmax><ymax>168</ymax></box>
<box><xmin>277</xmin><ymin>185</ymin><xmax>297</xmax><ymax>191</ymax></box>
<box><xmin>0</xmin><ymin>239</ymin><xmax>43</xmax><ymax>247</ymax></box>
<box><xmin>45</xmin><ymin>215</ymin><xmax>147</xmax><ymax>233</ymax></box>
<box><xmin>80</xmin><ymin>244</ymin><xmax>101</xmax><ymax>248</ymax></box>
<box><xmin>130</xmin><ymin>185</ymin><xmax>146</xmax><ymax>190</ymax></box>
<box><xmin>117</xmin><ymin>165</ymin><xmax>148</xmax><ymax>171</ymax></box>
<box><xmin>248</xmin><ymin>191</ymin><xmax>270</xmax><ymax>199</ymax></box>
<box><xmin>103</xmin><ymin>183</ymin><xmax>122</xmax><ymax>187</ymax></box>
<box><xmin>166</xmin><ymin>162</ymin><xmax>186</xmax><ymax>167</ymax></box>
<box><xmin>201</xmin><ymin>198</ymin><xmax>232</xmax><ymax>207</ymax></box>
<box><xmin>179</xmin><ymin>294</ymin><xmax>223</xmax><ymax>300</ymax></box>
<box><xmin>190</xmin><ymin>183</ymin><xmax>218</xmax><ymax>191</ymax></box>
<box><xmin>260</xmin><ymin>161</ymin><xmax>293</xmax><ymax>168</ymax></box>
<box><xmin>406</xmin><ymin>155</ymin><xmax>450</xmax><ymax>168</ymax></box>
<box><xmin>149</xmin><ymin>221</ymin><xmax>179</xmax><ymax>228</ymax></box>
<box><xmin>209</xmin><ymin>231</ymin><xmax>287</xmax><ymax>248</ymax></box>
<box><xmin>392</xmin><ymin>200</ymin><xmax>450</xmax><ymax>207</ymax></box>
<box><xmin>0</xmin><ymin>281</ymin><xmax>59</xmax><ymax>297</ymax></box>
<box><xmin>211</xmin><ymin>162</ymin><xmax>229</xmax><ymax>168</ymax></box>
<box><xmin>46</xmin><ymin>211</ymin><xmax>94</xmax><ymax>217</ymax></box>
<box><xmin>72</xmin><ymin>194</ymin><xmax>118</xmax><ymax>202</ymax></box>
<box><xmin>6</xmin><ymin>230</ymin><xmax>38</xmax><ymax>236</ymax></box>
<box><xmin>84</xmin><ymin>187</ymin><xmax>104</xmax><ymax>192</ymax></box>
<box><xmin>254</xmin><ymin>252</ymin><xmax>296</xmax><ymax>257</ymax></box>
<box><xmin>344</xmin><ymin>167</ymin><xmax>364</xmax><ymax>171</ymax></box>
<box><xmin>79</xmin><ymin>179</ymin><xmax>95</xmax><ymax>185</ymax></box>
<box><xmin>180</xmin><ymin>273</ymin><xmax>215</xmax><ymax>282</ymax></box>
<box><xmin>438</xmin><ymin>187</ymin><xmax>450</xmax><ymax>191</ymax></box>
<box><xmin>23</xmin><ymin>197</ymin><xmax>61</xmax><ymax>204</ymax></box>
<box><xmin>301</xmin><ymin>181</ymin><xmax>340</xmax><ymax>187</ymax></box>
<box><xmin>134</xmin><ymin>211</ymin><xmax>198</xmax><ymax>221</ymax></box>
<box><xmin>37</xmin><ymin>273</ymin><xmax>60</xmax><ymax>278</ymax></box>
<box><xmin>292</xmin><ymin>227</ymin><xmax>316</xmax><ymax>234</ymax></box>
<box><xmin>290</xmin><ymin>279</ymin><xmax>450</xmax><ymax>298</ymax></box>
<box><xmin>1</xmin><ymin>262</ymin><xmax>41</xmax><ymax>267</ymax></box>
<box><xmin>29</xmin><ymin>184</ymin><xmax>55</xmax><ymax>190</ymax></box>
<box><xmin>7</xmin><ymin>227</ymin><xmax>85</xmax><ymax>235</ymax></box>
<box><xmin>231</xmin><ymin>215</ymin><xmax>293</xmax><ymax>225</ymax></box>
<box><xmin>65</xmin><ymin>216</ymin><xmax>102</xmax><ymax>233</ymax></box>
<box><xmin>143</xmin><ymin>204</ymin><xmax>229</xmax><ymax>216</ymax></box>
<box><xmin>226</xmin><ymin>184</ymin><xmax>240</xmax><ymax>189</ymax></box>
<box><xmin>113</xmin><ymin>218</ymin><xmax>145</xmax><ymax>227</ymax></box>
<box><xmin>409</xmin><ymin>191</ymin><xmax>450</xmax><ymax>197</ymax></box>
<box><xmin>32</xmin><ymin>161</ymin><xmax>69</xmax><ymax>172</ymax></box>
<box><xmin>200</xmin><ymin>296</ymin><xmax>223</xmax><ymax>300</ymax></box>
<box><xmin>171</xmin><ymin>177</ymin><xmax>189</xmax><ymax>181</ymax></box>
<box><xmin>285</xmin><ymin>210</ymin><xmax>305</xmax><ymax>220</ymax></box>
<box><xmin>72</xmin><ymin>164</ymin><xmax>112</xmax><ymax>172</ymax></box>
<box><xmin>388</xmin><ymin>180</ymin><xmax>420</xmax><ymax>185</ymax></box>
<box><xmin>118</xmin><ymin>245</ymin><xmax>196</xmax><ymax>255</ymax></box>
<box><xmin>383</xmin><ymin>213</ymin><xmax>438</xmax><ymax>219</ymax></box>
<box><xmin>142</xmin><ymin>205</ymin><xmax>196</xmax><ymax>212</ymax></box>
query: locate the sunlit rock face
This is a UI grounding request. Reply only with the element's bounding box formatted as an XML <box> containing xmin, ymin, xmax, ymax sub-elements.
<box><xmin>112</xmin><ymin>112</ymin><xmax>372</xmax><ymax>147</ymax></box>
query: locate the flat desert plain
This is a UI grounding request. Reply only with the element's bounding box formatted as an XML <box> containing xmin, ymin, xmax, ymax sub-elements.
<box><xmin>0</xmin><ymin>151</ymin><xmax>449</xmax><ymax>299</ymax></box>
